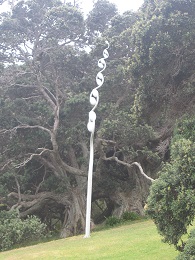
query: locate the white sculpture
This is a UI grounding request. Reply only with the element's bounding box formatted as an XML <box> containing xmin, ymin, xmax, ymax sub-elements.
<box><xmin>84</xmin><ymin>41</ymin><xmax>109</xmax><ymax>238</ymax></box>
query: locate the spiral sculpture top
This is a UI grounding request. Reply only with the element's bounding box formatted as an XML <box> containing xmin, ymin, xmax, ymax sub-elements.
<box><xmin>87</xmin><ymin>41</ymin><xmax>110</xmax><ymax>133</ymax></box>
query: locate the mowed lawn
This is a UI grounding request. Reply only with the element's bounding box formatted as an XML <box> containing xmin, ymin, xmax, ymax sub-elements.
<box><xmin>0</xmin><ymin>220</ymin><xmax>178</xmax><ymax>260</ymax></box>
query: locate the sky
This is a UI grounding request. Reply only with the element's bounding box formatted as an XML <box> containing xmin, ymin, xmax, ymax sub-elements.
<box><xmin>80</xmin><ymin>0</ymin><xmax>144</xmax><ymax>14</ymax></box>
<box><xmin>0</xmin><ymin>0</ymin><xmax>144</xmax><ymax>14</ymax></box>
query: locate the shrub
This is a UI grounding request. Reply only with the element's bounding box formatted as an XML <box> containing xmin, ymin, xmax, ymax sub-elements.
<box><xmin>146</xmin><ymin>117</ymin><xmax>195</xmax><ymax>250</ymax></box>
<box><xmin>177</xmin><ymin>229</ymin><xmax>195</xmax><ymax>260</ymax></box>
<box><xmin>122</xmin><ymin>211</ymin><xmax>140</xmax><ymax>221</ymax></box>
<box><xmin>105</xmin><ymin>212</ymin><xmax>142</xmax><ymax>227</ymax></box>
<box><xmin>0</xmin><ymin>210</ymin><xmax>47</xmax><ymax>251</ymax></box>
<box><xmin>105</xmin><ymin>216</ymin><xmax>121</xmax><ymax>227</ymax></box>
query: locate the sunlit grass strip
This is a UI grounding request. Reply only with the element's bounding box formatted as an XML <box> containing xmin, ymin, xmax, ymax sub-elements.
<box><xmin>0</xmin><ymin>220</ymin><xmax>178</xmax><ymax>260</ymax></box>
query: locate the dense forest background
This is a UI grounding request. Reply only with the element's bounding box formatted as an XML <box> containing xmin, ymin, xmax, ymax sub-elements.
<box><xmin>0</xmin><ymin>0</ymin><xmax>194</xmax><ymax>245</ymax></box>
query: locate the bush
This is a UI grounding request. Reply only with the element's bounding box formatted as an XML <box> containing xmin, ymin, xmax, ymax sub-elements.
<box><xmin>122</xmin><ymin>211</ymin><xmax>140</xmax><ymax>221</ymax></box>
<box><xmin>105</xmin><ymin>216</ymin><xmax>121</xmax><ymax>227</ymax></box>
<box><xmin>105</xmin><ymin>212</ymin><xmax>141</xmax><ymax>227</ymax></box>
<box><xmin>146</xmin><ymin>117</ymin><xmax>195</xmax><ymax>250</ymax></box>
<box><xmin>0</xmin><ymin>210</ymin><xmax>47</xmax><ymax>251</ymax></box>
<box><xmin>177</xmin><ymin>229</ymin><xmax>195</xmax><ymax>260</ymax></box>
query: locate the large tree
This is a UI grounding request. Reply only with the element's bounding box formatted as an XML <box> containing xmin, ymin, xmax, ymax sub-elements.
<box><xmin>130</xmin><ymin>0</ymin><xmax>195</xmax><ymax>126</ymax></box>
<box><xmin>0</xmin><ymin>0</ymin><xmax>90</xmax><ymax>237</ymax></box>
<box><xmin>136</xmin><ymin>0</ymin><xmax>195</xmax><ymax>255</ymax></box>
<box><xmin>0</xmin><ymin>0</ymin><xmax>157</xmax><ymax>238</ymax></box>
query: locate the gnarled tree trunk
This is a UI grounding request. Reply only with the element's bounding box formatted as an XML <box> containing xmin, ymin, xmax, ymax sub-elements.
<box><xmin>109</xmin><ymin>170</ymin><xmax>151</xmax><ymax>217</ymax></box>
<box><xmin>60</xmin><ymin>187</ymin><xmax>86</xmax><ymax>237</ymax></box>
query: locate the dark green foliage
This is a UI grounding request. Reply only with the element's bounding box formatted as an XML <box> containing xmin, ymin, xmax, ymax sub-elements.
<box><xmin>105</xmin><ymin>216</ymin><xmax>121</xmax><ymax>227</ymax></box>
<box><xmin>146</xmin><ymin>116</ymin><xmax>195</xmax><ymax>251</ymax></box>
<box><xmin>122</xmin><ymin>211</ymin><xmax>140</xmax><ymax>221</ymax></box>
<box><xmin>0</xmin><ymin>210</ymin><xmax>47</xmax><ymax>251</ymax></box>
<box><xmin>177</xmin><ymin>229</ymin><xmax>195</xmax><ymax>259</ymax></box>
<box><xmin>105</xmin><ymin>212</ymin><xmax>141</xmax><ymax>227</ymax></box>
<box><xmin>86</xmin><ymin>0</ymin><xmax>117</xmax><ymax>36</ymax></box>
<box><xmin>129</xmin><ymin>0</ymin><xmax>195</xmax><ymax>124</ymax></box>
<box><xmin>99</xmin><ymin>107</ymin><xmax>155</xmax><ymax>157</ymax></box>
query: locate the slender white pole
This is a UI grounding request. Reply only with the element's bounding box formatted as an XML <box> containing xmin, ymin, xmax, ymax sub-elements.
<box><xmin>84</xmin><ymin>41</ymin><xmax>109</xmax><ymax>238</ymax></box>
<box><xmin>84</xmin><ymin>132</ymin><xmax>94</xmax><ymax>238</ymax></box>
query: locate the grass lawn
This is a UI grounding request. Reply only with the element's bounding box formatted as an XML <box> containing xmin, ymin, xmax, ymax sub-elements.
<box><xmin>0</xmin><ymin>220</ymin><xmax>178</xmax><ymax>260</ymax></box>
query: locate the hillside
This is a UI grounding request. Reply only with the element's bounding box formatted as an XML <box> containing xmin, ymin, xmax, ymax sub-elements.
<box><xmin>0</xmin><ymin>220</ymin><xmax>178</xmax><ymax>260</ymax></box>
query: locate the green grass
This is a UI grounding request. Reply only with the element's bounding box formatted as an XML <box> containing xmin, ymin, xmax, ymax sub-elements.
<box><xmin>0</xmin><ymin>220</ymin><xmax>178</xmax><ymax>260</ymax></box>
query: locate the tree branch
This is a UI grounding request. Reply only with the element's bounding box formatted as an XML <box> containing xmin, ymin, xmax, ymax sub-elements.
<box><xmin>37</xmin><ymin>73</ymin><xmax>56</xmax><ymax>110</ymax></box>
<box><xmin>0</xmin><ymin>159</ymin><xmax>13</xmax><ymax>172</ymax></box>
<box><xmin>14</xmin><ymin>172</ymin><xmax>22</xmax><ymax>203</ymax></box>
<box><xmin>103</xmin><ymin>156</ymin><xmax>154</xmax><ymax>183</ymax></box>
<box><xmin>8</xmin><ymin>191</ymin><xmax>71</xmax><ymax>217</ymax></box>
<box><xmin>62</xmin><ymin>161</ymin><xmax>87</xmax><ymax>177</ymax></box>
<box><xmin>35</xmin><ymin>167</ymin><xmax>47</xmax><ymax>195</ymax></box>
<box><xmin>15</xmin><ymin>149</ymin><xmax>51</xmax><ymax>168</ymax></box>
<box><xmin>1</xmin><ymin>124</ymin><xmax>51</xmax><ymax>136</ymax></box>
<box><xmin>97</xmin><ymin>138</ymin><xmax>154</xmax><ymax>182</ymax></box>
<box><xmin>131</xmin><ymin>162</ymin><xmax>155</xmax><ymax>182</ymax></box>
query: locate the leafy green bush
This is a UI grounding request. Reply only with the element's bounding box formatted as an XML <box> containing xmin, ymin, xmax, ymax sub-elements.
<box><xmin>146</xmin><ymin>117</ymin><xmax>195</xmax><ymax>250</ymax></box>
<box><xmin>122</xmin><ymin>211</ymin><xmax>140</xmax><ymax>221</ymax></box>
<box><xmin>105</xmin><ymin>212</ymin><xmax>141</xmax><ymax>227</ymax></box>
<box><xmin>177</xmin><ymin>229</ymin><xmax>195</xmax><ymax>259</ymax></box>
<box><xmin>105</xmin><ymin>216</ymin><xmax>121</xmax><ymax>227</ymax></box>
<box><xmin>0</xmin><ymin>210</ymin><xmax>47</xmax><ymax>251</ymax></box>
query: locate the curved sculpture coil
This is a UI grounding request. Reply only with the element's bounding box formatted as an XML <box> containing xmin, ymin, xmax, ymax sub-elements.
<box><xmin>87</xmin><ymin>41</ymin><xmax>110</xmax><ymax>133</ymax></box>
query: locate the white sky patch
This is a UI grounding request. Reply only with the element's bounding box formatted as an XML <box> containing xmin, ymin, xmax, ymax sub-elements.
<box><xmin>80</xmin><ymin>0</ymin><xmax>144</xmax><ymax>15</ymax></box>
<box><xmin>0</xmin><ymin>2</ymin><xmax>10</xmax><ymax>12</ymax></box>
<box><xmin>0</xmin><ymin>0</ymin><xmax>144</xmax><ymax>14</ymax></box>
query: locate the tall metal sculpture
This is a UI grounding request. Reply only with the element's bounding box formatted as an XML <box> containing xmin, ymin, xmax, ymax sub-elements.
<box><xmin>84</xmin><ymin>41</ymin><xmax>109</xmax><ymax>238</ymax></box>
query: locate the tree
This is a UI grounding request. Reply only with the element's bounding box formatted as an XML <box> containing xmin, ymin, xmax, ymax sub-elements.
<box><xmin>130</xmin><ymin>0</ymin><xmax>195</xmax><ymax>126</ymax></box>
<box><xmin>130</xmin><ymin>1</ymin><xmax>195</xmax><ymax>255</ymax></box>
<box><xmin>0</xmin><ymin>0</ymin><xmax>158</xmax><ymax>237</ymax></box>
<box><xmin>79</xmin><ymin>9</ymin><xmax>160</xmax><ymax>220</ymax></box>
<box><xmin>0</xmin><ymin>0</ymin><xmax>90</xmax><ymax>237</ymax></box>
<box><xmin>146</xmin><ymin>116</ymin><xmax>195</xmax><ymax>252</ymax></box>
<box><xmin>86</xmin><ymin>0</ymin><xmax>117</xmax><ymax>39</ymax></box>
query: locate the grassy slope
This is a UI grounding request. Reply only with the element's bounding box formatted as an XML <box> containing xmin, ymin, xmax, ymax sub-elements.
<box><xmin>0</xmin><ymin>220</ymin><xmax>178</xmax><ymax>260</ymax></box>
